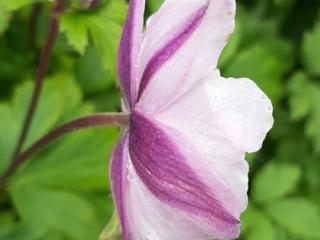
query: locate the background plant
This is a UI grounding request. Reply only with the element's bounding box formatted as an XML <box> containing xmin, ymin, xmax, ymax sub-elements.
<box><xmin>0</xmin><ymin>0</ymin><xmax>320</xmax><ymax>239</ymax></box>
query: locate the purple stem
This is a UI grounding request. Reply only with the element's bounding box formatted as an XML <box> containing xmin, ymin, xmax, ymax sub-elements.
<box><xmin>12</xmin><ymin>0</ymin><xmax>65</xmax><ymax>160</ymax></box>
<box><xmin>0</xmin><ymin>113</ymin><xmax>129</xmax><ymax>189</ymax></box>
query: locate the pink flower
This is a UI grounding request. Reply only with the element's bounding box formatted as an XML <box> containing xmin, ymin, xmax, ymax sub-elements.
<box><xmin>110</xmin><ymin>0</ymin><xmax>273</xmax><ymax>239</ymax></box>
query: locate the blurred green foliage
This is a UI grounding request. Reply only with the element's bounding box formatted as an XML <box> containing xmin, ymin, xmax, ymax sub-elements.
<box><xmin>0</xmin><ymin>0</ymin><xmax>320</xmax><ymax>239</ymax></box>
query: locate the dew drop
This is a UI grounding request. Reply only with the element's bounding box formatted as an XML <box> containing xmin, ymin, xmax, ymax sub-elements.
<box><xmin>266</xmin><ymin>105</ymin><xmax>272</xmax><ymax>112</ymax></box>
<box><xmin>260</xmin><ymin>93</ymin><xmax>267</xmax><ymax>100</ymax></box>
<box><xmin>127</xmin><ymin>173</ymin><xmax>134</xmax><ymax>181</ymax></box>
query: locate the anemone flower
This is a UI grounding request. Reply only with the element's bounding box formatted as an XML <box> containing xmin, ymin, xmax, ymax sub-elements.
<box><xmin>110</xmin><ymin>0</ymin><xmax>273</xmax><ymax>239</ymax></box>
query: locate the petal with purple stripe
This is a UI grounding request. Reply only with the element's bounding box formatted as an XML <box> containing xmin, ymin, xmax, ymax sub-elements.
<box><xmin>137</xmin><ymin>2</ymin><xmax>209</xmax><ymax>99</ymax></box>
<box><xmin>128</xmin><ymin>110</ymin><xmax>241</xmax><ymax>239</ymax></box>
<box><xmin>117</xmin><ymin>0</ymin><xmax>145</xmax><ymax>106</ymax></box>
<box><xmin>136</xmin><ymin>0</ymin><xmax>236</xmax><ymax>113</ymax></box>
<box><xmin>109</xmin><ymin>134</ymin><xmax>130</xmax><ymax>239</ymax></box>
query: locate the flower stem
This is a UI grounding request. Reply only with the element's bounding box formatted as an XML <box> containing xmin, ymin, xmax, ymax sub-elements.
<box><xmin>12</xmin><ymin>0</ymin><xmax>65</xmax><ymax>160</ymax></box>
<box><xmin>0</xmin><ymin>113</ymin><xmax>129</xmax><ymax>190</ymax></box>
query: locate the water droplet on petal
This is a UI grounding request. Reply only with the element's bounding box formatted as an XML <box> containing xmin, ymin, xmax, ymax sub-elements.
<box><xmin>260</xmin><ymin>93</ymin><xmax>267</xmax><ymax>100</ymax></box>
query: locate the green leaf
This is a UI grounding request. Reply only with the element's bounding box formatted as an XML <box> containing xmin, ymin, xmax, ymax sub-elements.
<box><xmin>241</xmin><ymin>206</ymin><xmax>275</xmax><ymax>240</ymax></box>
<box><xmin>74</xmin><ymin>46</ymin><xmax>115</xmax><ymax>94</ymax></box>
<box><xmin>0</xmin><ymin>104</ymin><xmax>20</xmax><ymax>173</ymax></box>
<box><xmin>288</xmin><ymin>72</ymin><xmax>313</xmax><ymax>120</ymax></box>
<box><xmin>90</xmin><ymin>19</ymin><xmax>122</xmax><ymax>77</ymax></box>
<box><xmin>1</xmin><ymin>75</ymin><xmax>118</xmax><ymax>239</ymax></box>
<box><xmin>60</xmin><ymin>14</ymin><xmax>89</xmax><ymax>54</ymax></box>
<box><xmin>147</xmin><ymin>0</ymin><xmax>163</xmax><ymax>12</ymax></box>
<box><xmin>289</xmin><ymin>72</ymin><xmax>320</xmax><ymax>152</ymax></box>
<box><xmin>10</xmin><ymin>187</ymin><xmax>100</xmax><ymax>240</ymax></box>
<box><xmin>0</xmin><ymin>0</ymin><xmax>45</xmax><ymax>11</ymax></box>
<box><xmin>266</xmin><ymin>198</ymin><xmax>320</xmax><ymax>239</ymax></box>
<box><xmin>302</xmin><ymin>20</ymin><xmax>320</xmax><ymax>76</ymax></box>
<box><xmin>0</xmin><ymin>9</ymin><xmax>10</xmax><ymax>35</ymax></box>
<box><xmin>252</xmin><ymin>163</ymin><xmax>301</xmax><ymax>203</ymax></box>
<box><xmin>60</xmin><ymin>0</ymin><xmax>128</xmax><ymax>76</ymax></box>
<box><xmin>10</xmin><ymin>128</ymin><xmax>118</xmax><ymax>191</ymax></box>
<box><xmin>224</xmin><ymin>38</ymin><xmax>293</xmax><ymax>104</ymax></box>
<box><xmin>305</xmin><ymin>87</ymin><xmax>320</xmax><ymax>153</ymax></box>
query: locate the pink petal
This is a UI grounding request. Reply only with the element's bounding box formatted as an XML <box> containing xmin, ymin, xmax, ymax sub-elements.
<box><xmin>136</xmin><ymin>0</ymin><xmax>235</xmax><ymax>112</ymax></box>
<box><xmin>109</xmin><ymin>134</ymin><xmax>131</xmax><ymax>239</ymax></box>
<box><xmin>156</xmin><ymin>70</ymin><xmax>274</xmax><ymax>213</ymax></box>
<box><xmin>126</xmin><ymin>110</ymin><xmax>241</xmax><ymax>239</ymax></box>
<box><xmin>117</xmin><ymin>0</ymin><xmax>145</xmax><ymax>107</ymax></box>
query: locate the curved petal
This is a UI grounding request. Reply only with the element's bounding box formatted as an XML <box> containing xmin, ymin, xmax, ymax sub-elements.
<box><xmin>156</xmin><ymin>71</ymin><xmax>274</xmax><ymax>212</ymax></box>
<box><xmin>136</xmin><ymin>0</ymin><xmax>235</xmax><ymax>112</ymax></box>
<box><xmin>117</xmin><ymin>0</ymin><xmax>145</xmax><ymax>107</ymax></box>
<box><xmin>109</xmin><ymin>134</ymin><xmax>130</xmax><ymax>239</ymax></box>
<box><xmin>127</xmin><ymin>110</ymin><xmax>241</xmax><ymax>240</ymax></box>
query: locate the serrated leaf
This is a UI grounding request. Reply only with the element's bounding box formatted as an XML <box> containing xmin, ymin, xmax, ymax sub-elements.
<box><xmin>252</xmin><ymin>163</ymin><xmax>301</xmax><ymax>203</ymax></box>
<box><xmin>60</xmin><ymin>14</ymin><xmax>89</xmax><ymax>54</ymax></box>
<box><xmin>60</xmin><ymin>0</ymin><xmax>128</xmax><ymax>76</ymax></box>
<box><xmin>303</xmin><ymin>20</ymin><xmax>320</xmax><ymax>76</ymax></box>
<box><xmin>241</xmin><ymin>206</ymin><xmax>275</xmax><ymax>240</ymax></box>
<box><xmin>266</xmin><ymin>198</ymin><xmax>320</xmax><ymax>239</ymax></box>
<box><xmin>90</xmin><ymin>20</ymin><xmax>122</xmax><ymax>77</ymax></box>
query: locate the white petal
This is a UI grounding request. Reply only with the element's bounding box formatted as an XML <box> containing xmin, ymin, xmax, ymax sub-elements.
<box><xmin>156</xmin><ymin>71</ymin><xmax>274</xmax><ymax>212</ymax></box>
<box><xmin>136</xmin><ymin>0</ymin><xmax>236</xmax><ymax>113</ymax></box>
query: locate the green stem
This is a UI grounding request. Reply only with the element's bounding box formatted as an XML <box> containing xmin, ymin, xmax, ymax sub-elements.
<box><xmin>0</xmin><ymin>113</ymin><xmax>129</xmax><ymax>190</ymax></box>
<box><xmin>12</xmin><ymin>0</ymin><xmax>65</xmax><ymax>160</ymax></box>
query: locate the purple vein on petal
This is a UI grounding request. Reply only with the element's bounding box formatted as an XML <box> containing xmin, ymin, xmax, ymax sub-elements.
<box><xmin>129</xmin><ymin>110</ymin><xmax>239</xmax><ymax>227</ymax></box>
<box><xmin>118</xmin><ymin>0</ymin><xmax>139</xmax><ymax>107</ymax></box>
<box><xmin>110</xmin><ymin>135</ymin><xmax>130</xmax><ymax>239</ymax></box>
<box><xmin>137</xmin><ymin>2</ymin><xmax>209</xmax><ymax>100</ymax></box>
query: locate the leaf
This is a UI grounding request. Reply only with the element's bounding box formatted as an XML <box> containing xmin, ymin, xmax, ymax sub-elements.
<box><xmin>241</xmin><ymin>206</ymin><xmax>276</xmax><ymax>240</ymax></box>
<box><xmin>10</xmin><ymin>187</ymin><xmax>100</xmax><ymax>240</ymax></box>
<box><xmin>288</xmin><ymin>72</ymin><xmax>313</xmax><ymax>120</ymax></box>
<box><xmin>74</xmin><ymin>47</ymin><xmax>115</xmax><ymax>94</ymax></box>
<box><xmin>99</xmin><ymin>211</ymin><xmax>120</xmax><ymax>240</ymax></box>
<box><xmin>147</xmin><ymin>0</ymin><xmax>164</xmax><ymax>12</ymax></box>
<box><xmin>60</xmin><ymin>0</ymin><xmax>128</xmax><ymax>76</ymax></box>
<box><xmin>60</xmin><ymin>14</ymin><xmax>89</xmax><ymax>54</ymax></box>
<box><xmin>0</xmin><ymin>9</ymin><xmax>10</xmax><ymax>35</ymax></box>
<box><xmin>266</xmin><ymin>198</ymin><xmax>320</xmax><ymax>239</ymax></box>
<box><xmin>0</xmin><ymin>0</ymin><xmax>45</xmax><ymax>11</ymax></box>
<box><xmin>90</xmin><ymin>19</ymin><xmax>122</xmax><ymax>78</ymax></box>
<box><xmin>1</xmin><ymin>74</ymin><xmax>119</xmax><ymax>239</ymax></box>
<box><xmin>305</xmin><ymin>87</ymin><xmax>320</xmax><ymax>153</ymax></box>
<box><xmin>252</xmin><ymin>163</ymin><xmax>301</xmax><ymax>203</ymax></box>
<box><xmin>306</xmin><ymin>156</ymin><xmax>320</xmax><ymax>202</ymax></box>
<box><xmin>289</xmin><ymin>71</ymin><xmax>320</xmax><ymax>152</ymax></box>
<box><xmin>302</xmin><ymin>20</ymin><xmax>320</xmax><ymax>76</ymax></box>
<box><xmin>10</xmin><ymin>128</ymin><xmax>118</xmax><ymax>191</ymax></box>
<box><xmin>0</xmin><ymin>73</ymin><xmax>87</xmax><ymax>174</ymax></box>
<box><xmin>0</xmin><ymin>104</ymin><xmax>20</xmax><ymax>173</ymax></box>
<box><xmin>224</xmin><ymin>38</ymin><xmax>293</xmax><ymax>104</ymax></box>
